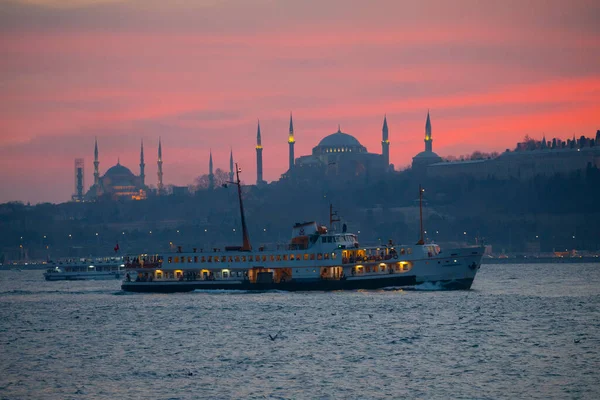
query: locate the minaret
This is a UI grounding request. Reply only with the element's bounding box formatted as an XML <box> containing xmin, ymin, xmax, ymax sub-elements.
<box><xmin>256</xmin><ymin>120</ymin><xmax>264</xmax><ymax>185</ymax></box>
<box><xmin>229</xmin><ymin>148</ymin><xmax>234</xmax><ymax>182</ymax></box>
<box><xmin>288</xmin><ymin>112</ymin><xmax>295</xmax><ymax>171</ymax></box>
<box><xmin>140</xmin><ymin>139</ymin><xmax>145</xmax><ymax>186</ymax></box>
<box><xmin>541</xmin><ymin>135</ymin><xmax>547</xmax><ymax>150</ymax></box>
<box><xmin>425</xmin><ymin>110</ymin><xmax>433</xmax><ymax>152</ymax></box>
<box><xmin>157</xmin><ymin>137</ymin><xmax>163</xmax><ymax>194</ymax></box>
<box><xmin>381</xmin><ymin>114</ymin><xmax>389</xmax><ymax>167</ymax></box>
<box><xmin>93</xmin><ymin>137</ymin><xmax>100</xmax><ymax>186</ymax></box>
<box><xmin>208</xmin><ymin>149</ymin><xmax>215</xmax><ymax>190</ymax></box>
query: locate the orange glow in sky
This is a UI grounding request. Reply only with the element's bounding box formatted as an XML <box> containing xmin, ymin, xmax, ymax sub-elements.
<box><xmin>0</xmin><ymin>0</ymin><xmax>599</xmax><ymax>203</ymax></box>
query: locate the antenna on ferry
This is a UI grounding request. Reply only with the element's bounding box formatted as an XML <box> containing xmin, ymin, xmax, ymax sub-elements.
<box><xmin>417</xmin><ymin>185</ymin><xmax>425</xmax><ymax>245</ymax></box>
<box><xmin>227</xmin><ymin>163</ymin><xmax>252</xmax><ymax>251</ymax></box>
<box><xmin>329</xmin><ymin>203</ymin><xmax>340</xmax><ymax>231</ymax></box>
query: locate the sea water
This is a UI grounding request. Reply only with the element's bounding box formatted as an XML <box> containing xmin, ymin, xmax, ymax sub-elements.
<box><xmin>0</xmin><ymin>264</ymin><xmax>599</xmax><ymax>399</ymax></box>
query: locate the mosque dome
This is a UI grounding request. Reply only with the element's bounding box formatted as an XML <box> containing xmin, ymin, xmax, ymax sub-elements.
<box><xmin>412</xmin><ymin>150</ymin><xmax>443</xmax><ymax>169</ymax></box>
<box><xmin>104</xmin><ymin>162</ymin><xmax>135</xmax><ymax>178</ymax></box>
<box><xmin>413</xmin><ymin>151</ymin><xmax>442</xmax><ymax>160</ymax></box>
<box><xmin>318</xmin><ymin>128</ymin><xmax>363</xmax><ymax>148</ymax></box>
<box><xmin>313</xmin><ymin>126</ymin><xmax>367</xmax><ymax>155</ymax></box>
<box><xmin>103</xmin><ymin>162</ymin><xmax>137</xmax><ymax>186</ymax></box>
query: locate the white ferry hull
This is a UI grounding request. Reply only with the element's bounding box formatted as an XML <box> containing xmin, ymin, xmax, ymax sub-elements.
<box><xmin>44</xmin><ymin>271</ymin><xmax>125</xmax><ymax>281</ymax></box>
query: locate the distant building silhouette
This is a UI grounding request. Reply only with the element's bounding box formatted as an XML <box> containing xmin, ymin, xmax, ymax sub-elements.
<box><xmin>85</xmin><ymin>139</ymin><xmax>151</xmax><ymax>201</ymax></box>
<box><xmin>71</xmin><ymin>158</ymin><xmax>84</xmax><ymax>202</ymax></box>
<box><xmin>425</xmin><ymin>130</ymin><xmax>600</xmax><ymax>180</ymax></box>
<box><xmin>289</xmin><ymin>116</ymin><xmax>389</xmax><ymax>184</ymax></box>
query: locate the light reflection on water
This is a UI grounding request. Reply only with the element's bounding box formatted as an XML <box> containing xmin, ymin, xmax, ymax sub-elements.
<box><xmin>0</xmin><ymin>264</ymin><xmax>599</xmax><ymax>399</ymax></box>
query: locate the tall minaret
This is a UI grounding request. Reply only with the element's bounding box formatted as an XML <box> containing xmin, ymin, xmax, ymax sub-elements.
<box><xmin>256</xmin><ymin>120</ymin><xmax>264</xmax><ymax>185</ymax></box>
<box><xmin>229</xmin><ymin>148</ymin><xmax>234</xmax><ymax>182</ymax></box>
<box><xmin>93</xmin><ymin>137</ymin><xmax>100</xmax><ymax>186</ymax></box>
<box><xmin>157</xmin><ymin>137</ymin><xmax>163</xmax><ymax>194</ymax></box>
<box><xmin>140</xmin><ymin>139</ymin><xmax>145</xmax><ymax>186</ymax></box>
<box><xmin>381</xmin><ymin>114</ymin><xmax>389</xmax><ymax>167</ymax></box>
<box><xmin>425</xmin><ymin>110</ymin><xmax>433</xmax><ymax>152</ymax></box>
<box><xmin>208</xmin><ymin>149</ymin><xmax>215</xmax><ymax>190</ymax></box>
<box><xmin>288</xmin><ymin>112</ymin><xmax>295</xmax><ymax>171</ymax></box>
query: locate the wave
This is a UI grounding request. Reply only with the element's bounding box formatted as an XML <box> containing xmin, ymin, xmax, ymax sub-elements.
<box><xmin>0</xmin><ymin>289</ymin><xmax>112</xmax><ymax>296</ymax></box>
<box><xmin>191</xmin><ymin>289</ymin><xmax>290</xmax><ymax>295</ymax></box>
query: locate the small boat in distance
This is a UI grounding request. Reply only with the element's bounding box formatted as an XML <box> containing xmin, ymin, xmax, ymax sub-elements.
<box><xmin>121</xmin><ymin>165</ymin><xmax>484</xmax><ymax>293</ymax></box>
<box><xmin>44</xmin><ymin>257</ymin><xmax>125</xmax><ymax>281</ymax></box>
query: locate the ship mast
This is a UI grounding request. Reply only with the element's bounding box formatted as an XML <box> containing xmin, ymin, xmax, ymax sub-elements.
<box><xmin>417</xmin><ymin>185</ymin><xmax>425</xmax><ymax>245</ymax></box>
<box><xmin>329</xmin><ymin>203</ymin><xmax>340</xmax><ymax>231</ymax></box>
<box><xmin>229</xmin><ymin>163</ymin><xmax>252</xmax><ymax>251</ymax></box>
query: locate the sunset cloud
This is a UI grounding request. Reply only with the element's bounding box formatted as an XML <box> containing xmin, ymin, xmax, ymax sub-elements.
<box><xmin>0</xmin><ymin>0</ymin><xmax>599</xmax><ymax>203</ymax></box>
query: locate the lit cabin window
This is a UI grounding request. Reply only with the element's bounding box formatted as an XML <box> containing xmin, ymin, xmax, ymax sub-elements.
<box><xmin>222</xmin><ymin>256</ymin><xmax>227</xmax><ymax>262</ymax></box>
<box><xmin>201</xmin><ymin>256</ymin><xmax>206</xmax><ymax>262</ymax></box>
<box><xmin>283</xmin><ymin>255</ymin><xmax>288</xmax><ymax>261</ymax></box>
<box><xmin>235</xmin><ymin>256</ymin><xmax>240</xmax><ymax>262</ymax></box>
<box><xmin>304</xmin><ymin>254</ymin><xmax>309</xmax><ymax>260</ymax></box>
<box><xmin>324</xmin><ymin>253</ymin><xmax>330</xmax><ymax>260</ymax></box>
<box><xmin>310</xmin><ymin>254</ymin><xmax>315</xmax><ymax>260</ymax></box>
<box><xmin>228</xmin><ymin>256</ymin><xmax>233</xmax><ymax>262</ymax></box>
<box><xmin>332</xmin><ymin>253</ymin><xmax>337</xmax><ymax>259</ymax></box>
<box><xmin>276</xmin><ymin>255</ymin><xmax>281</xmax><ymax>261</ymax></box>
<box><xmin>400</xmin><ymin>248</ymin><xmax>406</xmax><ymax>255</ymax></box>
<box><xmin>262</xmin><ymin>255</ymin><xmax>267</xmax><ymax>262</ymax></box>
<box><xmin>290</xmin><ymin>254</ymin><xmax>295</xmax><ymax>260</ymax></box>
<box><xmin>407</xmin><ymin>248</ymin><xmax>412</xmax><ymax>254</ymax></box>
<box><xmin>175</xmin><ymin>256</ymin><xmax>180</xmax><ymax>263</ymax></box>
<box><xmin>296</xmin><ymin>255</ymin><xmax>301</xmax><ymax>261</ymax></box>
<box><xmin>270</xmin><ymin>255</ymin><xmax>275</xmax><ymax>262</ymax></box>
<box><xmin>248</xmin><ymin>256</ymin><xmax>253</xmax><ymax>262</ymax></box>
<box><xmin>317</xmin><ymin>253</ymin><xmax>323</xmax><ymax>260</ymax></box>
<box><xmin>207</xmin><ymin>256</ymin><xmax>212</xmax><ymax>262</ymax></box>
<box><xmin>168</xmin><ymin>257</ymin><xmax>172</xmax><ymax>263</ymax></box>
<box><xmin>241</xmin><ymin>256</ymin><xmax>246</xmax><ymax>262</ymax></box>
<box><xmin>188</xmin><ymin>257</ymin><xmax>192</xmax><ymax>263</ymax></box>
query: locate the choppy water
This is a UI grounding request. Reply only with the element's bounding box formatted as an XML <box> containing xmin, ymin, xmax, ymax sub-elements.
<box><xmin>1</xmin><ymin>264</ymin><xmax>599</xmax><ymax>399</ymax></box>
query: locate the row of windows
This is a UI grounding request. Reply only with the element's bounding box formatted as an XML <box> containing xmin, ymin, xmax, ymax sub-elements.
<box><xmin>167</xmin><ymin>252</ymin><xmax>338</xmax><ymax>264</ymax></box>
<box><xmin>323</xmin><ymin>147</ymin><xmax>365</xmax><ymax>153</ymax></box>
<box><xmin>321</xmin><ymin>235</ymin><xmax>356</xmax><ymax>243</ymax></box>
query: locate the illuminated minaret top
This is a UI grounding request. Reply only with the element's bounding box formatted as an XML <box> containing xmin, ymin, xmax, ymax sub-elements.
<box><xmin>157</xmin><ymin>137</ymin><xmax>163</xmax><ymax>194</ymax></box>
<box><xmin>425</xmin><ymin>110</ymin><xmax>433</xmax><ymax>152</ymax></box>
<box><xmin>381</xmin><ymin>114</ymin><xmax>389</xmax><ymax>167</ymax></box>
<box><xmin>208</xmin><ymin>149</ymin><xmax>214</xmax><ymax>190</ymax></box>
<box><xmin>229</xmin><ymin>147</ymin><xmax>234</xmax><ymax>182</ymax></box>
<box><xmin>288</xmin><ymin>112</ymin><xmax>295</xmax><ymax>171</ymax></box>
<box><xmin>93</xmin><ymin>137</ymin><xmax>100</xmax><ymax>186</ymax></box>
<box><xmin>256</xmin><ymin>120</ymin><xmax>264</xmax><ymax>185</ymax></box>
<box><xmin>140</xmin><ymin>139</ymin><xmax>145</xmax><ymax>186</ymax></box>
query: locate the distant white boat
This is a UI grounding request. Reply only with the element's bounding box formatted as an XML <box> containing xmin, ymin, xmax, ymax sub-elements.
<box><xmin>43</xmin><ymin>257</ymin><xmax>125</xmax><ymax>281</ymax></box>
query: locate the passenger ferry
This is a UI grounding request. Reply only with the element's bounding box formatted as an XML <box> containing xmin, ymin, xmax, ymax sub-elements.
<box><xmin>121</xmin><ymin>165</ymin><xmax>483</xmax><ymax>293</ymax></box>
<box><xmin>44</xmin><ymin>256</ymin><xmax>125</xmax><ymax>281</ymax></box>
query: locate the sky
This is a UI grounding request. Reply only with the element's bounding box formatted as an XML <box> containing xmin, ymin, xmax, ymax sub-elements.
<box><xmin>1</xmin><ymin>0</ymin><xmax>599</xmax><ymax>204</ymax></box>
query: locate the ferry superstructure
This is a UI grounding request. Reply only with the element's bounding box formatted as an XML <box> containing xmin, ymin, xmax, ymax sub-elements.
<box><xmin>121</xmin><ymin>165</ymin><xmax>483</xmax><ymax>293</ymax></box>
